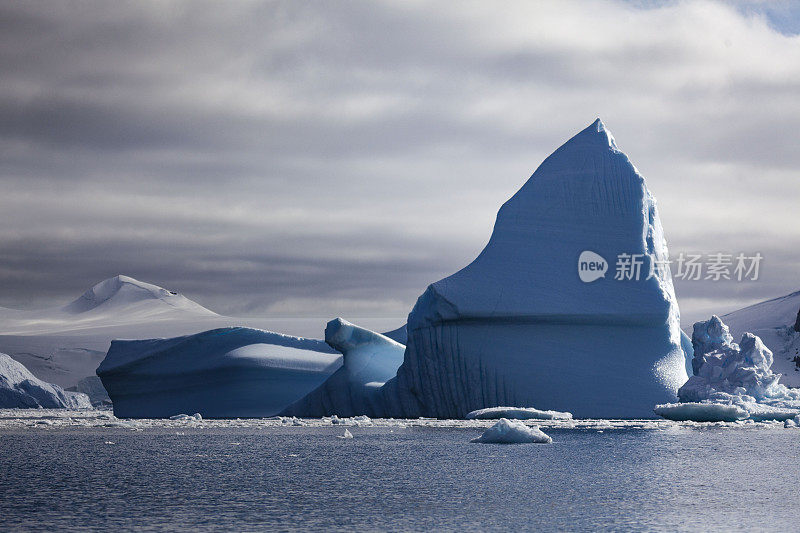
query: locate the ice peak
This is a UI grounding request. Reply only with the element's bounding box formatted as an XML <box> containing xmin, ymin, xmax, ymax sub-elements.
<box><xmin>567</xmin><ymin>118</ymin><xmax>618</xmax><ymax>151</ymax></box>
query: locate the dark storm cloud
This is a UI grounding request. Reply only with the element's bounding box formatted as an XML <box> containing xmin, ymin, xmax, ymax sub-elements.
<box><xmin>0</xmin><ymin>0</ymin><xmax>799</xmax><ymax>320</ymax></box>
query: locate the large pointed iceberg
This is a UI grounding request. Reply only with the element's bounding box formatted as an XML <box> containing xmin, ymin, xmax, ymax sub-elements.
<box><xmin>376</xmin><ymin>119</ymin><xmax>687</xmax><ymax>419</ymax></box>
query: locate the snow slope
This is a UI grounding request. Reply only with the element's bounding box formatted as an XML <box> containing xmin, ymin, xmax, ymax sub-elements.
<box><xmin>97</xmin><ymin>327</ymin><xmax>342</xmax><ymax>418</ymax></box>
<box><xmin>717</xmin><ymin>290</ymin><xmax>800</xmax><ymax>387</ymax></box>
<box><xmin>0</xmin><ymin>353</ymin><xmax>90</xmax><ymax>408</ymax></box>
<box><xmin>376</xmin><ymin>119</ymin><xmax>687</xmax><ymax>419</ymax></box>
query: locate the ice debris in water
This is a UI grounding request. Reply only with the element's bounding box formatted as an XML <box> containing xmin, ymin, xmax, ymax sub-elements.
<box><xmin>169</xmin><ymin>413</ymin><xmax>202</xmax><ymax>421</ymax></box>
<box><xmin>653</xmin><ymin>402</ymin><xmax>747</xmax><ymax>423</ymax></box>
<box><xmin>336</xmin><ymin>429</ymin><xmax>354</xmax><ymax>439</ymax></box>
<box><xmin>465</xmin><ymin>406</ymin><xmax>572</xmax><ymax>420</ymax></box>
<box><xmin>656</xmin><ymin>316</ymin><xmax>800</xmax><ymax>422</ymax></box>
<box><xmin>471</xmin><ymin>418</ymin><xmax>552</xmax><ymax>444</ymax></box>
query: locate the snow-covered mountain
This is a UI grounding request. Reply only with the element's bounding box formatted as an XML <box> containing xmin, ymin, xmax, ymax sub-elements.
<box><xmin>715</xmin><ymin>290</ymin><xmax>800</xmax><ymax>387</ymax></box>
<box><xmin>0</xmin><ymin>275</ymin><xmax>217</xmax><ymax>336</ymax></box>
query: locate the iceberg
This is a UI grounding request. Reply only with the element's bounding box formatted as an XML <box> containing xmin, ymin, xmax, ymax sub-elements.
<box><xmin>471</xmin><ymin>418</ymin><xmax>552</xmax><ymax>444</ymax></box>
<box><xmin>97</xmin><ymin>327</ymin><xmax>342</xmax><ymax>418</ymax></box>
<box><xmin>0</xmin><ymin>352</ymin><xmax>91</xmax><ymax>409</ymax></box>
<box><xmin>376</xmin><ymin>119</ymin><xmax>687</xmax><ymax>419</ymax></box>
<box><xmin>281</xmin><ymin>318</ymin><xmax>405</xmax><ymax>417</ymax></box>
<box><xmin>656</xmin><ymin>316</ymin><xmax>800</xmax><ymax>422</ymax></box>
<box><xmin>465</xmin><ymin>406</ymin><xmax>573</xmax><ymax>420</ymax></box>
<box><xmin>716</xmin><ymin>290</ymin><xmax>800</xmax><ymax>387</ymax></box>
<box><xmin>68</xmin><ymin>376</ymin><xmax>112</xmax><ymax>407</ymax></box>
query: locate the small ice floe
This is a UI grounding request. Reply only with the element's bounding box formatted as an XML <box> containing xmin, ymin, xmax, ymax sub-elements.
<box><xmin>169</xmin><ymin>413</ymin><xmax>202</xmax><ymax>421</ymax></box>
<box><xmin>654</xmin><ymin>402</ymin><xmax>748</xmax><ymax>423</ymax></box>
<box><xmin>465</xmin><ymin>406</ymin><xmax>572</xmax><ymax>421</ymax></box>
<box><xmin>336</xmin><ymin>429</ymin><xmax>354</xmax><ymax>439</ymax></box>
<box><xmin>784</xmin><ymin>415</ymin><xmax>800</xmax><ymax>428</ymax></box>
<box><xmin>352</xmin><ymin>415</ymin><xmax>372</xmax><ymax>426</ymax></box>
<box><xmin>104</xmin><ymin>441</ymin><xmax>115</xmax><ymax>445</ymax></box>
<box><xmin>471</xmin><ymin>418</ymin><xmax>552</xmax><ymax>444</ymax></box>
<box><xmin>280</xmin><ymin>416</ymin><xmax>307</xmax><ymax>426</ymax></box>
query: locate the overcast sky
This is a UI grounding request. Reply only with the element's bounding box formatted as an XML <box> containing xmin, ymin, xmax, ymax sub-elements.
<box><xmin>1</xmin><ymin>0</ymin><xmax>799</xmax><ymax>324</ymax></box>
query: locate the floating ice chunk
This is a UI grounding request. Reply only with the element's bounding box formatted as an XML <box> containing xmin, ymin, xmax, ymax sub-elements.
<box><xmin>653</xmin><ymin>402</ymin><xmax>748</xmax><ymax>422</ymax></box>
<box><xmin>337</xmin><ymin>429</ymin><xmax>354</xmax><ymax>439</ymax></box>
<box><xmin>741</xmin><ymin>403</ymin><xmax>799</xmax><ymax>422</ymax></box>
<box><xmin>784</xmin><ymin>415</ymin><xmax>800</xmax><ymax>428</ymax></box>
<box><xmin>471</xmin><ymin>418</ymin><xmax>552</xmax><ymax>444</ymax></box>
<box><xmin>169</xmin><ymin>413</ymin><xmax>202</xmax><ymax>421</ymax></box>
<box><xmin>465</xmin><ymin>406</ymin><xmax>572</xmax><ymax>420</ymax></box>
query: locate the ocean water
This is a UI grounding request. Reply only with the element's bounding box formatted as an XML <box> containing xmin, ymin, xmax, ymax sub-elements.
<box><xmin>1</xmin><ymin>423</ymin><xmax>799</xmax><ymax>531</ymax></box>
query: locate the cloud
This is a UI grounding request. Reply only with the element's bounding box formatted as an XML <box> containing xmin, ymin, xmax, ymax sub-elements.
<box><xmin>0</xmin><ymin>0</ymin><xmax>798</xmax><ymax>322</ymax></box>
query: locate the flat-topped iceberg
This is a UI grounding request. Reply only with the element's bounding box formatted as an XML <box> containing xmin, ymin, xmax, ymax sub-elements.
<box><xmin>97</xmin><ymin>327</ymin><xmax>341</xmax><ymax>418</ymax></box>
<box><xmin>377</xmin><ymin>119</ymin><xmax>687</xmax><ymax>419</ymax></box>
<box><xmin>471</xmin><ymin>418</ymin><xmax>552</xmax><ymax>444</ymax></box>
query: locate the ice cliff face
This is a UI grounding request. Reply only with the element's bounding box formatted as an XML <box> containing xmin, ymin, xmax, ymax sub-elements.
<box><xmin>378</xmin><ymin>119</ymin><xmax>687</xmax><ymax>418</ymax></box>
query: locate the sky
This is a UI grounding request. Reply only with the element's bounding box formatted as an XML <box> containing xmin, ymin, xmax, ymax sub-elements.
<box><xmin>1</xmin><ymin>0</ymin><xmax>799</xmax><ymax>325</ymax></box>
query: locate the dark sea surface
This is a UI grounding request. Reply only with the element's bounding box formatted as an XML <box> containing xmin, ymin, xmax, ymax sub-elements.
<box><xmin>1</xmin><ymin>425</ymin><xmax>798</xmax><ymax>531</ymax></box>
